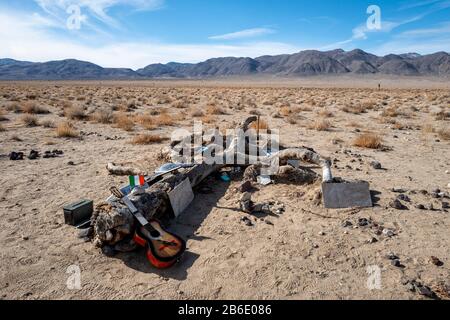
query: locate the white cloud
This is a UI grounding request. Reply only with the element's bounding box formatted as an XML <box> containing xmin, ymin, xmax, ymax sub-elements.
<box><xmin>0</xmin><ymin>10</ymin><xmax>299</xmax><ymax>69</ymax></box>
<box><xmin>34</xmin><ymin>0</ymin><xmax>164</xmax><ymax>28</ymax></box>
<box><xmin>209</xmin><ymin>28</ymin><xmax>275</xmax><ymax>40</ymax></box>
<box><xmin>400</xmin><ymin>22</ymin><xmax>450</xmax><ymax>36</ymax></box>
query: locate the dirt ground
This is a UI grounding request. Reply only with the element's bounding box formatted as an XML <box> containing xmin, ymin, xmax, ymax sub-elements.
<box><xmin>0</xmin><ymin>79</ymin><xmax>449</xmax><ymax>300</ymax></box>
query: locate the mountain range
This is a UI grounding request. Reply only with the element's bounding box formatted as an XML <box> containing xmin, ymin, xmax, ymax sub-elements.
<box><xmin>1</xmin><ymin>49</ymin><xmax>450</xmax><ymax>80</ymax></box>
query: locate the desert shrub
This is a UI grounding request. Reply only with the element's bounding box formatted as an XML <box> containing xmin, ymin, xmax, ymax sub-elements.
<box><xmin>201</xmin><ymin>115</ymin><xmax>215</xmax><ymax>124</ymax></box>
<box><xmin>41</xmin><ymin>120</ymin><xmax>55</xmax><ymax>128</ymax></box>
<box><xmin>135</xmin><ymin>114</ymin><xmax>155</xmax><ymax>130</ymax></box>
<box><xmin>353</xmin><ymin>133</ymin><xmax>383</xmax><ymax>149</ymax></box>
<box><xmin>65</xmin><ymin>105</ymin><xmax>86</xmax><ymax>120</ymax></box>
<box><xmin>6</xmin><ymin>102</ymin><xmax>22</xmax><ymax>113</ymax></box>
<box><xmin>56</xmin><ymin>122</ymin><xmax>79</xmax><ymax>138</ymax></box>
<box><xmin>206</xmin><ymin>104</ymin><xmax>226</xmax><ymax>115</ymax></box>
<box><xmin>250</xmin><ymin>119</ymin><xmax>269</xmax><ymax>131</ymax></box>
<box><xmin>308</xmin><ymin>119</ymin><xmax>331</xmax><ymax>131</ymax></box>
<box><xmin>132</xmin><ymin>134</ymin><xmax>167</xmax><ymax>145</ymax></box>
<box><xmin>0</xmin><ymin>123</ymin><xmax>5</xmax><ymax>132</ymax></box>
<box><xmin>279</xmin><ymin>106</ymin><xmax>291</xmax><ymax>117</ymax></box>
<box><xmin>91</xmin><ymin>109</ymin><xmax>113</xmax><ymax>124</ymax></box>
<box><xmin>21</xmin><ymin>101</ymin><xmax>49</xmax><ymax>114</ymax></box>
<box><xmin>21</xmin><ymin>114</ymin><xmax>39</xmax><ymax>127</ymax></box>
<box><xmin>381</xmin><ymin>107</ymin><xmax>399</xmax><ymax>118</ymax></box>
<box><xmin>114</xmin><ymin>113</ymin><xmax>135</xmax><ymax>131</ymax></box>
<box><xmin>154</xmin><ymin>114</ymin><xmax>175</xmax><ymax>126</ymax></box>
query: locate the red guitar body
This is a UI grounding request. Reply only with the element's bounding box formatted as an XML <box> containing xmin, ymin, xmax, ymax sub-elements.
<box><xmin>133</xmin><ymin>220</ymin><xmax>186</xmax><ymax>269</ymax></box>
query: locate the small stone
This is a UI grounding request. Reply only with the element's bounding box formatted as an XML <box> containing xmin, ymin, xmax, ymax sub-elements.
<box><xmin>370</xmin><ymin>161</ymin><xmax>382</xmax><ymax>170</ymax></box>
<box><xmin>22</xmin><ymin>236</ymin><xmax>29</xmax><ymax>241</ymax></box>
<box><xmin>264</xmin><ymin>220</ymin><xmax>274</xmax><ymax>226</ymax></box>
<box><xmin>415</xmin><ymin>204</ymin><xmax>426</xmax><ymax>210</ymax></box>
<box><xmin>367</xmin><ymin>237</ymin><xmax>378</xmax><ymax>244</ymax></box>
<box><xmin>358</xmin><ymin>218</ymin><xmax>371</xmax><ymax>227</ymax></box>
<box><xmin>387</xmin><ymin>253</ymin><xmax>399</xmax><ymax>260</ymax></box>
<box><xmin>416</xmin><ymin>285</ymin><xmax>435</xmax><ymax>299</ymax></box>
<box><xmin>312</xmin><ymin>244</ymin><xmax>319</xmax><ymax>249</ymax></box>
<box><xmin>67</xmin><ymin>161</ymin><xmax>75</xmax><ymax>166</ymax></box>
<box><xmin>392</xmin><ymin>187</ymin><xmax>408</xmax><ymax>193</ymax></box>
<box><xmin>319</xmin><ymin>231</ymin><xmax>325</xmax><ymax>236</ymax></box>
<box><xmin>341</xmin><ymin>220</ymin><xmax>353</xmax><ymax>228</ymax></box>
<box><xmin>389</xmin><ymin>199</ymin><xmax>408</xmax><ymax>210</ymax></box>
<box><xmin>396</xmin><ymin>194</ymin><xmax>411</xmax><ymax>202</ymax></box>
<box><xmin>430</xmin><ymin>256</ymin><xmax>444</xmax><ymax>267</ymax></box>
<box><xmin>442</xmin><ymin>202</ymin><xmax>449</xmax><ymax>210</ymax></box>
<box><xmin>240</xmin><ymin>216</ymin><xmax>253</xmax><ymax>227</ymax></box>
<box><xmin>383</xmin><ymin>228</ymin><xmax>395</xmax><ymax>237</ymax></box>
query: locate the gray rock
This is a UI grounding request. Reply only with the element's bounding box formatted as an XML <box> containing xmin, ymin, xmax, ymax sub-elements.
<box><xmin>392</xmin><ymin>187</ymin><xmax>408</xmax><ymax>193</ymax></box>
<box><xmin>389</xmin><ymin>199</ymin><xmax>408</xmax><ymax>210</ymax></box>
<box><xmin>396</xmin><ymin>194</ymin><xmax>411</xmax><ymax>202</ymax></box>
<box><xmin>370</xmin><ymin>161</ymin><xmax>382</xmax><ymax>169</ymax></box>
<box><xmin>341</xmin><ymin>220</ymin><xmax>353</xmax><ymax>228</ymax></box>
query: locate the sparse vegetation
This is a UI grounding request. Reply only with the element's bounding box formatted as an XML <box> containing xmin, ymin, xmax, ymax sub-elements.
<box><xmin>21</xmin><ymin>101</ymin><xmax>49</xmax><ymax>114</ymax></box>
<box><xmin>92</xmin><ymin>109</ymin><xmax>113</xmax><ymax>124</ymax></box>
<box><xmin>353</xmin><ymin>133</ymin><xmax>383</xmax><ymax>149</ymax></box>
<box><xmin>132</xmin><ymin>134</ymin><xmax>167</xmax><ymax>145</ymax></box>
<box><xmin>56</xmin><ymin>122</ymin><xmax>79</xmax><ymax>138</ymax></box>
<box><xmin>114</xmin><ymin>113</ymin><xmax>135</xmax><ymax>131</ymax></box>
<box><xmin>309</xmin><ymin>119</ymin><xmax>331</xmax><ymax>131</ymax></box>
<box><xmin>65</xmin><ymin>105</ymin><xmax>86</xmax><ymax>120</ymax></box>
<box><xmin>21</xmin><ymin>114</ymin><xmax>39</xmax><ymax>127</ymax></box>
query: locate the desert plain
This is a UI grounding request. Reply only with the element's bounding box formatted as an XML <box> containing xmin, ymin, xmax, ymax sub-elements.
<box><xmin>0</xmin><ymin>78</ymin><xmax>449</xmax><ymax>300</ymax></box>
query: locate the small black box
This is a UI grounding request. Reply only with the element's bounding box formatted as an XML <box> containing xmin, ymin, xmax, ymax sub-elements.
<box><xmin>63</xmin><ymin>200</ymin><xmax>93</xmax><ymax>226</ymax></box>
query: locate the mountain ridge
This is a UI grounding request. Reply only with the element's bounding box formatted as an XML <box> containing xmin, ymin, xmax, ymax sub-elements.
<box><xmin>1</xmin><ymin>49</ymin><xmax>450</xmax><ymax>80</ymax></box>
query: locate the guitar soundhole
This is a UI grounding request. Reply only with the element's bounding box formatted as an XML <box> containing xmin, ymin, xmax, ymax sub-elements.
<box><xmin>150</xmin><ymin>230</ymin><xmax>160</xmax><ymax>238</ymax></box>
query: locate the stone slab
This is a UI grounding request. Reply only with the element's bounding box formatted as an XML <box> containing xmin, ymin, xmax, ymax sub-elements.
<box><xmin>322</xmin><ymin>181</ymin><xmax>372</xmax><ymax>209</ymax></box>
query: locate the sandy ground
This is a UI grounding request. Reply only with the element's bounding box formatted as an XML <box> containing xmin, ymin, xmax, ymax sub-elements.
<box><xmin>0</xmin><ymin>79</ymin><xmax>449</xmax><ymax>300</ymax></box>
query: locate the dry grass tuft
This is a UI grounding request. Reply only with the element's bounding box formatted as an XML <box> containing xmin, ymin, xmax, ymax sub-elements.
<box><xmin>154</xmin><ymin>114</ymin><xmax>175</xmax><ymax>126</ymax></box>
<box><xmin>201</xmin><ymin>115</ymin><xmax>216</xmax><ymax>124</ymax></box>
<box><xmin>0</xmin><ymin>123</ymin><xmax>5</xmax><ymax>132</ymax></box>
<box><xmin>309</xmin><ymin>119</ymin><xmax>331</xmax><ymax>131</ymax></box>
<box><xmin>206</xmin><ymin>104</ymin><xmax>226</xmax><ymax>115</ymax></box>
<box><xmin>56</xmin><ymin>122</ymin><xmax>79</xmax><ymax>138</ymax></box>
<box><xmin>91</xmin><ymin>109</ymin><xmax>113</xmax><ymax>124</ymax></box>
<box><xmin>132</xmin><ymin>134</ymin><xmax>168</xmax><ymax>145</ymax></box>
<box><xmin>41</xmin><ymin>120</ymin><xmax>55</xmax><ymax>128</ymax></box>
<box><xmin>65</xmin><ymin>105</ymin><xmax>86</xmax><ymax>120</ymax></box>
<box><xmin>135</xmin><ymin>114</ymin><xmax>155</xmax><ymax>130</ymax></box>
<box><xmin>21</xmin><ymin>101</ymin><xmax>49</xmax><ymax>114</ymax></box>
<box><xmin>353</xmin><ymin>133</ymin><xmax>383</xmax><ymax>149</ymax></box>
<box><xmin>250</xmin><ymin>119</ymin><xmax>269</xmax><ymax>131</ymax></box>
<box><xmin>21</xmin><ymin>114</ymin><xmax>39</xmax><ymax>127</ymax></box>
<box><xmin>114</xmin><ymin>113</ymin><xmax>135</xmax><ymax>131</ymax></box>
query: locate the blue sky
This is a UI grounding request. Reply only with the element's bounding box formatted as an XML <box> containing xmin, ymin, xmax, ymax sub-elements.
<box><xmin>1</xmin><ymin>0</ymin><xmax>449</xmax><ymax>68</ymax></box>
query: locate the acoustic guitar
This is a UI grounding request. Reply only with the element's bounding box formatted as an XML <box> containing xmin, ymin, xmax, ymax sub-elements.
<box><xmin>110</xmin><ymin>187</ymin><xmax>186</xmax><ymax>269</ymax></box>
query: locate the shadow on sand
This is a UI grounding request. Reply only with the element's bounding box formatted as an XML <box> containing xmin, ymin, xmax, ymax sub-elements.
<box><xmin>113</xmin><ymin>177</ymin><xmax>230</xmax><ymax>280</ymax></box>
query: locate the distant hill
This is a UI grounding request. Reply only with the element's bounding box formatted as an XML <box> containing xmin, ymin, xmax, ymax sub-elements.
<box><xmin>1</xmin><ymin>49</ymin><xmax>450</xmax><ymax>80</ymax></box>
